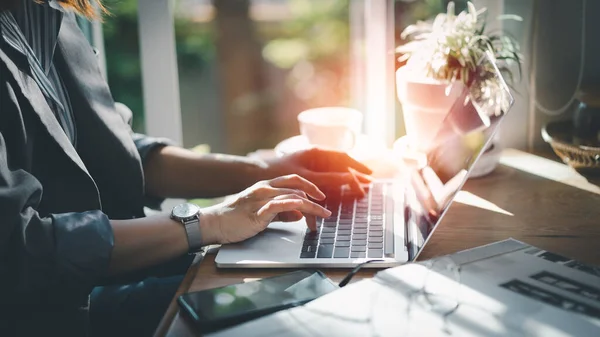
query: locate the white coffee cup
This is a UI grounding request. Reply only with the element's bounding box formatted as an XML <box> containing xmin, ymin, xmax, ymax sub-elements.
<box><xmin>297</xmin><ymin>107</ymin><xmax>363</xmax><ymax>152</ymax></box>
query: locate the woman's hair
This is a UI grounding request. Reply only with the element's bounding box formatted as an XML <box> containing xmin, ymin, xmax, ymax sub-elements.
<box><xmin>57</xmin><ymin>0</ymin><xmax>106</xmax><ymax>19</ymax></box>
<box><xmin>0</xmin><ymin>0</ymin><xmax>106</xmax><ymax>19</ymax></box>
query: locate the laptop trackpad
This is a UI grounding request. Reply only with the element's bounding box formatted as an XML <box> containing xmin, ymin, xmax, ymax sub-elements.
<box><xmin>216</xmin><ymin>220</ymin><xmax>307</xmax><ymax>265</ymax></box>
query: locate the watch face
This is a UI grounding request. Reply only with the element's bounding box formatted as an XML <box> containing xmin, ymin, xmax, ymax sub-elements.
<box><xmin>172</xmin><ymin>203</ymin><xmax>200</xmax><ymax>219</ymax></box>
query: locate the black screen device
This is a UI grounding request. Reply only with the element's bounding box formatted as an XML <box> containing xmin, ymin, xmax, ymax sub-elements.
<box><xmin>177</xmin><ymin>270</ymin><xmax>338</xmax><ymax>333</ymax></box>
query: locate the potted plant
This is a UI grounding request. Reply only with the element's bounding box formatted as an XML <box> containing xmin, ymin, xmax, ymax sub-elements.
<box><xmin>396</xmin><ymin>1</ymin><xmax>521</xmax><ymax>175</ymax></box>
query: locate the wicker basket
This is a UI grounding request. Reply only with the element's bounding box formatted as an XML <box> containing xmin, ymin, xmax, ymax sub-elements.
<box><xmin>542</xmin><ymin>121</ymin><xmax>600</xmax><ymax>170</ymax></box>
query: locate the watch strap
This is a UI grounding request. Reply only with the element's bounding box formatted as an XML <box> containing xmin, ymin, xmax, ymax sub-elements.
<box><xmin>183</xmin><ymin>215</ymin><xmax>203</xmax><ymax>253</ymax></box>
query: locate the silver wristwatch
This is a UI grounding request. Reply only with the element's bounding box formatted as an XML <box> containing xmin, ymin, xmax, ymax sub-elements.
<box><xmin>171</xmin><ymin>203</ymin><xmax>203</xmax><ymax>253</ymax></box>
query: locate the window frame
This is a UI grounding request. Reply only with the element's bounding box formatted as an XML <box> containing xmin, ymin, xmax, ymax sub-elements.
<box><xmin>352</xmin><ymin>0</ymin><xmax>396</xmax><ymax>146</ymax></box>
<box><xmin>137</xmin><ymin>0</ymin><xmax>183</xmax><ymax>145</ymax></box>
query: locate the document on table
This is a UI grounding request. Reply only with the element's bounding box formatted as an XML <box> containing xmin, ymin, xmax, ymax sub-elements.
<box><xmin>208</xmin><ymin>239</ymin><xmax>600</xmax><ymax>337</ymax></box>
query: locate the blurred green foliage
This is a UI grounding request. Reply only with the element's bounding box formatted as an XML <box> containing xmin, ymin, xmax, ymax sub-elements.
<box><xmin>261</xmin><ymin>0</ymin><xmax>349</xmax><ymax>68</ymax></box>
<box><xmin>102</xmin><ymin>0</ymin><xmax>144</xmax><ymax>131</ymax></box>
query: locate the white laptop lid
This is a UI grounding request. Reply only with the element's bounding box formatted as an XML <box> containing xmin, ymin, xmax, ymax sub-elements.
<box><xmin>403</xmin><ymin>52</ymin><xmax>515</xmax><ymax>260</ymax></box>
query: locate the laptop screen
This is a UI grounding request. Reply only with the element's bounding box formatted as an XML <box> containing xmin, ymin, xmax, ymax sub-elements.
<box><xmin>404</xmin><ymin>52</ymin><xmax>515</xmax><ymax>260</ymax></box>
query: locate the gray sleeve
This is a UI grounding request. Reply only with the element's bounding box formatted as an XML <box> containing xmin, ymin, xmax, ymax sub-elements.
<box><xmin>131</xmin><ymin>132</ymin><xmax>176</xmax><ymax>165</ymax></box>
<box><xmin>131</xmin><ymin>133</ymin><xmax>176</xmax><ymax>209</ymax></box>
<box><xmin>0</xmin><ymin>133</ymin><xmax>114</xmax><ymax>307</ymax></box>
<box><xmin>112</xmin><ymin>103</ymin><xmax>177</xmax><ymax>208</ymax></box>
<box><xmin>113</xmin><ymin>102</ymin><xmax>177</xmax><ymax>164</ymax></box>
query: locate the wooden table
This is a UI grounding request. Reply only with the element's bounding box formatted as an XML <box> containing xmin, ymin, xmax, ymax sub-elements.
<box><xmin>154</xmin><ymin>149</ymin><xmax>600</xmax><ymax>337</ymax></box>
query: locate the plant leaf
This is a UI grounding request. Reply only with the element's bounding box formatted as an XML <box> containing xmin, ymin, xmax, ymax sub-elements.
<box><xmin>497</xmin><ymin>14</ymin><xmax>523</xmax><ymax>21</ymax></box>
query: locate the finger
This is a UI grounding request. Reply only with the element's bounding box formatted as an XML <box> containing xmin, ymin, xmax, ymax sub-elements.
<box><xmin>268</xmin><ymin>174</ymin><xmax>326</xmax><ymax>200</ymax></box>
<box><xmin>274</xmin><ymin>210</ymin><xmax>304</xmax><ymax>222</ymax></box>
<box><xmin>304</xmin><ymin>214</ymin><xmax>317</xmax><ymax>232</ymax></box>
<box><xmin>410</xmin><ymin>168</ymin><xmax>438</xmax><ymax>215</ymax></box>
<box><xmin>347</xmin><ymin>170</ymin><xmax>366</xmax><ymax>198</ymax></box>
<box><xmin>303</xmin><ymin>171</ymin><xmax>352</xmax><ymax>187</ymax></box>
<box><xmin>338</xmin><ymin>153</ymin><xmax>372</xmax><ymax>175</ymax></box>
<box><xmin>421</xmin><ymin>166</ymin><xmax>444</xmax><ymax>205</ymax></box>
<box><xmin>309</xmin><ymin>149</ymin><xmax>373</xmax><ymax>175</ymax></box>
<box><xmin>302</xmin><ymin>171</ymin><xmax>364</xmax><ymax>198</ymax></box>
<box><xmin>271</xmin><ymin>194</ymin><xmax>328</xmax><ymax>231</ymax></box>
<box><xmin>353</xmin><ymin>170</ymin><xmax>374</xmax><ymax>184</ymax></box>
<box><xmin>257</xmin><ymin>198</ymin><xmax>331</xmax><ymax>230</ymax></box>
<box><xmin>261</xmin><ymin>187</ymin><xmax>307</xmax><ymax>200</ymax></box>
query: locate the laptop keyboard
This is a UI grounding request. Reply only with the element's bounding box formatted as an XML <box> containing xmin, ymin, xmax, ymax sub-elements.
<box><xmin>300</xmin><ymin>182</ymin><xmax>394</xmax><ymax>259</ymax></box>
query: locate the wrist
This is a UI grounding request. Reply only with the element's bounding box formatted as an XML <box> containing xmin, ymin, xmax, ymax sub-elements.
<box><xmin>246</xmin><ymin>156</ymin><xmax>273</xmax><ymax>183</ymax></box>
<box><xmin>261</xmin><ymin>156</ymin><xmax>285</xmax><ymax>180</ymax></box>
<box><xmin>198</xmin><ymin>208</ymin><xmax>223</xmax><ymax>245</ymax></box>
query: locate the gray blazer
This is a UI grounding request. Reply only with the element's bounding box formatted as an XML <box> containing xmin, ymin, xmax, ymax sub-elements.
<box><xmin>0</xmin><ymin>12</ymin><xmax>170</xmax><ymax>336</ymax></box>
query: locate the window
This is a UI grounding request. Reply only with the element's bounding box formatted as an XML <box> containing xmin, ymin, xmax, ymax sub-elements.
<box><xmin>102</xmin><ymin>0</ymin><xmax>456</xmax><ymax>153</ymax></box>
<box><xmin>172</xmin><ymin>0</ymin><xmax>354</xmax><ymax>154</ymax></box>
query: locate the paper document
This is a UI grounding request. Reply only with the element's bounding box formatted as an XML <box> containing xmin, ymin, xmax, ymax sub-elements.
<box><xmin>208</xmin><ymin>239</ymin><xmax>600</xmax><ymax>337</ymax></box>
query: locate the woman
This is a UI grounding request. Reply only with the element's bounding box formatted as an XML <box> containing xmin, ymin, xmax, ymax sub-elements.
<box><xmin>0</xmin><ymin>1</ymin><xmax>371</xmax><ymax>336</ymax></box>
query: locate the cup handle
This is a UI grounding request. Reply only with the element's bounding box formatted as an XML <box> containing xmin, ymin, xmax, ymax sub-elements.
<box><xmin>346</xmin><ymin>129</ymin><xmax>357</xmax><ymax>151</ymax></box>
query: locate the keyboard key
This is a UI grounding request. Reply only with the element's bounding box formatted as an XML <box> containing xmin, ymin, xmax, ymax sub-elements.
<box><xmin>340</xmin><ymin>214</ymin><xmax>353</xmax><ymax>220</ymax></box>
<box><xmin>352</xmin><ymin>239</ymin><xmax>367</xmax><ymax>246</ymax></box>
<box><xmin>335</xmin><ymin>241</ymin><xmax>350</xmax><ymax>247</ymax></box>
<box><xmin>370</xmin><ymin>220</ymin><xmax>383</xmax><ymax>226</ymax></box>
<box><xmin>301</xmin><ymin>251</ymin><xmax>316</xmax><ymax>258</ymax></box>
<box><xmin>323</xmin><ymin>221</ymin><xmax>337</xmax><ymax>228</ymax></box>
<box><xmin>351</xmin><ymin>246</ymin><xmax>366</xmax><ymax>252</ymax></box>
<box><xmin>321</xmin><ymin>232</ymin><xmax>336</xmax><ymax>239</ymax></box>
<box><xmin>337</xmin><ymin>235</ymin><xmax>351</xmax><ymax>241</ymax></box>
<box><xmin>368</xmin><ymin>237</ymin><xmax>383</xmax><ymax>243</ymax></box>
<box><xmin>305</xmin><ymin>232</ymin><xmax>318</xmax><ymax>240</ymax></box>
<box><xmin>317</xmin><ymin>244</ymin><xmax>334</xmax><ymax>258</ymax></box>
<box><xmin>339</xmin><ymin>219</ymin><xmax>353</xmax><ymax>225</ymax></box>
<box><xmin>350</xmin><ymin>251</ymin><xmax>366</xmax><ymax>258</ymax></box>
<box><xmin>320</xmin><ymin>238</ymin><xmax>335</xmax><ymax>244</ymax></box>
<box><xmin>370</xmin><ymin>225</ymin><xmax>383</xmax><ymax>231</ymax></box>
<box><xmin>337</xmin><ymin>229</ymin><xmax>351</xmax><ymax>236</ymax></box>
<box><xmin>334</xmin><ymin>247</ymin><xmax>350</xmax><ymax>258</ymax></box>
<box><xmin>338</xmin><ymin>225</ymin><xmax>352</xmax><ymax>230</ymax></box>
<box><xmin>322</xmin><ymin>227</ymin><xmax>336</xmax><ymax>233</ymax></box>
<box><xmin>303</xmin><ymin>239</ymin><xmax>318</xmax><ymax>246</ymax></box>
<box><xmin>354</xmin><ymin>223</ymin><xmax>368</xmax><ymax>229</ymax></box>
<box><xmin>353</xmin><ymin>234</ymin><xmax>367</xmax><ymax>240</ymax></box>
<box><xmin>368</xmin><ymin>231</ymin><xmax>383</xmax><ymax>237</ymax></box>
<box><xmin>368</xmin><ymin>249</ymin><xmax>383</xmax><ymax>258</ymax></box>
<box><xmin>352</xmin><ymin>228</ymin><xmax>367</xmax><ymax>234</ymax></box>
<box><xmin>302</xmin><ymin>245</ymin><xmax>317</xmax><ymax>253</ymax></box>
<box><xmin>369</xmin><ymin>242</ymin><xmax>383</xmax><ymax>249</ymax></box>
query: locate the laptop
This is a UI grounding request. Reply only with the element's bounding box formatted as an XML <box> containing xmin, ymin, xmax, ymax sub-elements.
<box><xmin>216</xmin><ymin>53</ymin><xmax>515</xmax><ymax>268</ymax></box>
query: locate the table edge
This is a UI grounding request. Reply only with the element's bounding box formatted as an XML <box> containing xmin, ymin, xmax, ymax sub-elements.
<box><xmin>153</xmin><ymin>252</ymin><xmax>205</xmax><ymax>337</ymax></box>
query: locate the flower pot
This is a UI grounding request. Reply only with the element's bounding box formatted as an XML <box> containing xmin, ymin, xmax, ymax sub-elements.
<box><xmin>396</xmin><ymin>66</ymin><xmax>502</xmax><ymax>177</ymax></box>
<box><xmin>396</xmin><ymin>67</ymin><xmax>465</xmax><ymax>152</ymax></box>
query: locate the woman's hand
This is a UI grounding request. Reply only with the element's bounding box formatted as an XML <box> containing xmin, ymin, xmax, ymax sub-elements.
<box><xmin>203</xmin><ymin>174</ymin><xmax>331</xmax><ymax>244</ymax></box>
<box><xmin>264</xmin><ymin>148</ymin><xmax>373</xmax><ymax>197</ymax></box>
